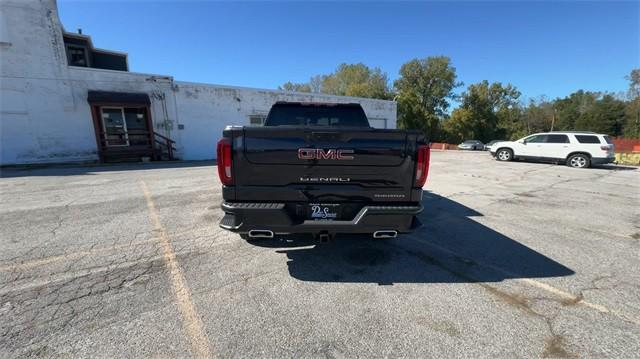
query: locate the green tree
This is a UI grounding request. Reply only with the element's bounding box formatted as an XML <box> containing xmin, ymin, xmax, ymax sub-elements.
<box><xmin>443</xmin><ymin>80</ymin><xmax>520</xmax><ymax>142</ymax></box>
<box><xmin>442</xmin><ymin>107</ymin><xmax>472</xmax><ymax>143</ymax></box>
<box><xmin>278</xmin><ymin>82</ymin><xmax>313</xmax><ymax>93</ymax></box>
<box><xmin>498</xmin><ymin>103</ymin><xmax>526</xmax><ymax>140</ymax></box>
<box><xmin>394</xmin><ymin>56</ymin><xmax>461</xmax><ymax>140</ymax></box>
<box><xmin>321</xmin><ymin>63</ymin><xmax>391</xmax><ymax>99</ymax></box>
<box><xmin>308</xmin><ymin>75</ymin><xmax>324</xmax><ymax>93</ymax></box>
<box><xmin>625</xmin><ymin>99</ymin><xmax>640</xmax><ymax>138</ymax></box>
<box><xmin>553</xmin><ymin>90</ymin><xmax>598</xmax><ymax>131</ymax></box>
<box><xmin>519</xmin><ymin>97</ymin><xmax>554</xmax><ymax>135</ymax></box>
<box><xmin>575</xmin><ymin>94</ymin><xmax>626</xmax><ymax>136</ymax></box>
<box><xmin>551</xmin><ymin>90</ymin><xmax>625</xmax><ymax>136</ymax></box>
<box><xmin>626</xmin><ymin>69</ymin><xmax>640</xmax><ymax>99</ymax></box>
<box><xmin>624</xmin><ymin>69</ymin><xmax>640</xmax><ymax>137</ymax></box>
<box><xmin>279</xmin><ymin>64</ymin><xmax>391</xmax><ymax>100</ymax></box>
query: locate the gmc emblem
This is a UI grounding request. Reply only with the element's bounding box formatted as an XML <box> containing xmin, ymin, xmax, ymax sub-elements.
<box><xmin>298</xmin><ymin>148</ymin><xmax>354</xmax><ymax>160</ymax></box>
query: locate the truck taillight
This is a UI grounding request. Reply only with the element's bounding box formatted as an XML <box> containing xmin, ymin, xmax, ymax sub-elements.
<box><xmin>217</xmin><ymin>138</ymin><xmax>233</xmax><ymax>185</ymax></box>
<box><xmin>415</xmin><ymin>145</ymin><xmax>430</xmax><ymax>187</ymax></box>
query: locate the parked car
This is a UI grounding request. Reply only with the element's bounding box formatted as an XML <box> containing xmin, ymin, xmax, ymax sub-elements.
<box><xmin>458</xmin><ymin>140</ymin><xmax>484</xmax><ymax>150</ymax></box>
<box><xmin>489</xmin><ymin>131</ymin><xmax>615</xmax><ymax>168</ymax></box>
<box><xmin>217</xmin><ymin>102</ymin><xmax>428</xmax><ymax>241</ymax></box>
<box><xmin>484</xmin><ymin>140</ymin><xmax>502</xmax><ymax>151</ymax></box>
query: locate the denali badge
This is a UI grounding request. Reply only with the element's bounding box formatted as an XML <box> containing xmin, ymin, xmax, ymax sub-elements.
<box><xmin>300</xmin><ymin>177</ymin><xmax>350</xmax><ymax>182</ymax></box>
<box><xmin>298</xmin><ymin>148</ymin><xmax>354</xmax><ymax>160</ymax></box>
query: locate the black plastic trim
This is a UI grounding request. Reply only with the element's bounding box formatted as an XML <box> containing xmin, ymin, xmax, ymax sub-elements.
<box><xmin>219</xmin><ymin>201</ymin><xmax>423</xmax><ymax>235</ymax></box>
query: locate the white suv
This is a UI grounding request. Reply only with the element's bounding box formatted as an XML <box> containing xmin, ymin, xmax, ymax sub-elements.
<box><xmin>489</xmin><ymin>132</ymin><xmax>615</xmax><ymax>168</ymax></box>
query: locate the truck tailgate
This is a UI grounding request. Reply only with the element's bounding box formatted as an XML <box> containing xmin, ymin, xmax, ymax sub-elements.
<box><xmin>229</xmin><ymin>127</ymin><xmax>422</xmax><ymax>202</ymax></box>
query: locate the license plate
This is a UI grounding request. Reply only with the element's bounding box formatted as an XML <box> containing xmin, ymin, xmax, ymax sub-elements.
<box><xmin>308</xmin><ymin>203</ymin><xmax>339</xmax><ymax>220</ymax></box>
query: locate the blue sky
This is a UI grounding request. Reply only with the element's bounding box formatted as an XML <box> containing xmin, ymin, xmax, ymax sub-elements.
<box><xmin>58</xmin><ymin>1</ymin><xmax>639</xmax><ymax>102</ymax></box>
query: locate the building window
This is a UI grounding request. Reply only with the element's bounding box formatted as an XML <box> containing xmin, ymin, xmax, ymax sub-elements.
<box><xmin>368</xmin><ymin>118</ymin><xmax>388</xmax><ymax>129</ymax></box>
<box><xmin>101</xmin><ymin>107</ymin><xmax>129</xmax><ymax>147</ymax></box>
<box><xmin>249</xmin><ymin>115</ymin><xmax>266</xmax><ymax>126</ymax></box>
<box><xmin>99</xmin><ymin>107</ymin><xmax>150</xmax><ymax>147</ymax></box>
<box><xmin>66</xmin><ymin>45</ymin><xmax>89</xmax><ymax>67</ymax></box>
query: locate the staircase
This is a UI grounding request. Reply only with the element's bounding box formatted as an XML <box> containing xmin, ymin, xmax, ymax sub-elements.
<box><xmin>99</xmin><ymin>130</ymin><xmax>176</xmax><ymax>163</ymax></box>
<box><xmin>153</xmin><ymin>132</ymin><xmax>177</xmax><ymax>161</ymax></box>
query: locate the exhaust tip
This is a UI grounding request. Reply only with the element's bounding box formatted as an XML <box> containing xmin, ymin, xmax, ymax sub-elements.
<box><xmin>373</xmin><ymin>230</ymin><xmax>398</xmax><ymax>239</ymax></box>
<box><xmin>248</xmin><ymin>230</ymin><xmax>274</xmax><ymax>238</ymax></box>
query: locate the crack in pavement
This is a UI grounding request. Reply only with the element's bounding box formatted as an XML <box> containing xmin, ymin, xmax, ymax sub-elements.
<box><xmin>404</xmin><ymin>238</ymin><xmax>639</xmax><ymax>358</ymax></box>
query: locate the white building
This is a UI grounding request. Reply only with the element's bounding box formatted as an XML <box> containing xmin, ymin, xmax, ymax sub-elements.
<box><xmin>0</xmin><ymin>0</ymin><xmax>396</xmax><ymax>165</ymax></box>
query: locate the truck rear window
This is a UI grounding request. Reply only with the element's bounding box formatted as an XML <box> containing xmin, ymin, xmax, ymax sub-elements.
<box><xmin>264</xmin><ymin>104</ymin><xmax>370</xmax><ymax>127</ymax></box>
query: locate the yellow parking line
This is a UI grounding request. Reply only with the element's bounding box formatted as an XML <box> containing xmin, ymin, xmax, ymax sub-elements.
<box><xmin>519</xmin><ymin>278</ymin><xmax>609</xmax><ymax>313</ymax></box>
<box><xmin>141</xmin><ymin>180</ymin><xmax>214</xmax><ymax>358</ymax></box>
<box><xmin>519</xmin><ymin>278</ymin><xmax>640</xmax><ymax>325</ymax></box>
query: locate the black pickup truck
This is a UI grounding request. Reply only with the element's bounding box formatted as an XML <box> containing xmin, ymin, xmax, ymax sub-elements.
<box><xmin>217</xmin><ymin>102</ymin><xmax>429</xmax><ymax>241</ymax></box>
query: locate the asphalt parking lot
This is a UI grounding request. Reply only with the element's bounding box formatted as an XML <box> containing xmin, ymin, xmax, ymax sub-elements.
<box><xmin>1</xmin><ymin>151</ymin><xmax>639</xmax><ymax>358</ymax></box>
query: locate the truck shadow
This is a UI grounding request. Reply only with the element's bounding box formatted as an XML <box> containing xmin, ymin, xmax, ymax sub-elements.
<box><xmin>248</xmin><ymin>192</ymin><xmax>574</xmax><ymax>284</ymax></box>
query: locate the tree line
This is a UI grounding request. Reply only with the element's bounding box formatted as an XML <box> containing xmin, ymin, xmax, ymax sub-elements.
<box><xmin>279</xmin><ymin>58</ymin><xmax>640</xmax><ymax>142</ymax></box>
